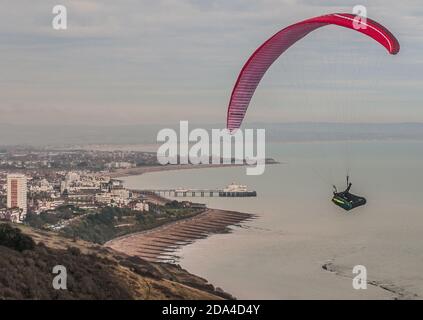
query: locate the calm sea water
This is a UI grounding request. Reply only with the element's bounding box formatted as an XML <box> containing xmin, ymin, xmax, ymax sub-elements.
<box><xmin>121</xmin><ymin>141</ymin><xmax>423</xmax><ymax>299</ymax></box>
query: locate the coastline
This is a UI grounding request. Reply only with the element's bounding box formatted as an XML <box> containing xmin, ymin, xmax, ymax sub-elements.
<box><xmin>108</xmin><ymin>158</ymin><xmax>279</xmax><ymax>178</ymax></box>
<box><xmin>104</xmin><ymin>161</ymin><xmax>258</xmax><ymax>297</ymax></box>
<box><xmin>105</xmin><ymin>208</ymin><xmax>255</xmax><ymax>263</ymax></box>
<box><xmin>106</xmin><ymin>163</ymin><xmax>258</xmax><ymax>262</ymax></box>
<box><xmin>5</xmin><ymin>222</ymin><xmax>235</xmax><ymax>300</ymax></box>
<box><xmin>108</xmin><ymin>163</ymin><xmax>244</xmax><ymax>178</ymax></box>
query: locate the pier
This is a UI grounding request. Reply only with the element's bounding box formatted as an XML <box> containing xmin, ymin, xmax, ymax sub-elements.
<box><xmin>133</xmin><ymin>188</ymin><xmax>257</xmax><ymax>198</ymax></box>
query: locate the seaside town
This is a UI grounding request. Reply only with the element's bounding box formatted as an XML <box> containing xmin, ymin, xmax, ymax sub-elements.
<box><xmin>0</xmin><ymin>147</ymin><xmax>163</xmax><ymax>224</ymax></box>
<box><xmin>0</xmin><ymin>145</ymin><xmax>256</xmax><ymax>301</ymax></box>
<box><xmin>0</xmin><ymin>145</ymin><xmax>248</xmax><ymax>300</ymax></box>
<box><xmin>0</xmin><ymin>147</ymin><xmax>254</xmax><ymax>248</ymax></box>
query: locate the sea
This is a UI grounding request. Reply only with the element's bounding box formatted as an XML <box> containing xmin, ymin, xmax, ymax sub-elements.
<box><xmin>121</xmin><ymin>141</ymin><xmax>423</xmax><ymax>299</ymax></box>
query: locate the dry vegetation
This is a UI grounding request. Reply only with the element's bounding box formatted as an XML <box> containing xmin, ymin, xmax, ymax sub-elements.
<box><xmin>0</xmin><ymin>222</ymin><xmax>233</xmax><ymax>300</ymax></box>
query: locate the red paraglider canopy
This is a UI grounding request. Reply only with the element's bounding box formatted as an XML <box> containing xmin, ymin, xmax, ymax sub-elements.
<box><xmin>226</xmin><ymin>13</ymin><xmax>400</xmax><ymax>131</ymax></box>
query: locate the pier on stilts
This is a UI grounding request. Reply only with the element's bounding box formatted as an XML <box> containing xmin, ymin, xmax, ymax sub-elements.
<box><xmin>133</xmin><ymin>188</ymin><xmax>256</xmax><ymax>198</ymax></box>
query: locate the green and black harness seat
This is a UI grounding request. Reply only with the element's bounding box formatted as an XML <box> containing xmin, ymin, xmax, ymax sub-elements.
<box><xmin>332</xmin><ymin>191</ymin><xmax>366</xmax><ymax>211</ymax></box>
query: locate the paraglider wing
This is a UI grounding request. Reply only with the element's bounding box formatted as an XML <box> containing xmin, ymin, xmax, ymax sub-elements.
<box><xmin>226</xmin><ymin>13</ymin><xmax>400</xmax><ymax>131</ymax></box>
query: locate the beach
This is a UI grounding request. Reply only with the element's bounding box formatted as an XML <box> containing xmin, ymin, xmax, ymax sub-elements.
<box><xmin>106</xmin><ymin>162</ymin><xmax>256</xmax><ymax>264</ymax></box>
<box><xmin>105</xmin><ymin>208</ymin><xmax>255</xmax><ymax>262</ymax></box>
<box><xmin>108</xmin><ymin>163</ymin><xmax>244</xmax><ymax>178</ymax></box>
<box><xmin>108</xmin><ymin>159</ymin><xmax>279</xmax><ymax>178</ymax></box>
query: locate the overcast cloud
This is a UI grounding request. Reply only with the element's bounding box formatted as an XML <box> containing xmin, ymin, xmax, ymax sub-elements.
<box><xmin>0</xmin><ymin>0</ymin><xmax>421</xmax><ymax>126</ymax></box>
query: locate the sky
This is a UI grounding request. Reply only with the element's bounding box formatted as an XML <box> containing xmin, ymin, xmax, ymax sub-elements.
<box><xmin>0</xmin><ymin>0</ymin><xmax>422</xmax><ymax>126</ymax></box>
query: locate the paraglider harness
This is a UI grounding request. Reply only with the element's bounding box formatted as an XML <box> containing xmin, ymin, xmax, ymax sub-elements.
<box><xmin>332</xmin><ymin>176</ymin><xmax>366</xmax><ymax>211</ymax></box>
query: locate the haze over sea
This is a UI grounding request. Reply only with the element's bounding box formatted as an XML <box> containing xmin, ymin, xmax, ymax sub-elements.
<box><xmin>122</xmin><ymin>140</ymin><xmax>423</xmax><ymax>299</ymax></box>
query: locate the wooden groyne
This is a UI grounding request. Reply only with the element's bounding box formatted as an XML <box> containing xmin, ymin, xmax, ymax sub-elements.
<box><xmin>105</xmin><ymin>209</ymin><xmax>255</xmax><ymax>262</ymax></box>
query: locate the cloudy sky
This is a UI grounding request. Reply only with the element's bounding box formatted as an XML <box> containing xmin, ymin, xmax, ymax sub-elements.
<box><xmin>0</xmin><ymin>0</ymin><xmax>421</xmax><ymax>126</ymax></box>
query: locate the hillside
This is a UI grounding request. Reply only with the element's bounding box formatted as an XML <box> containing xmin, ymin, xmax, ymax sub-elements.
<box><xmin>0</xmin><ymin>222</ymin><xmax>233</xmax><ymax>300</ymax></box>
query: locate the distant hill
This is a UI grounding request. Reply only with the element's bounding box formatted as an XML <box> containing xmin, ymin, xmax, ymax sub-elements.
<box><xmin>250</xmin><ymin>122</ymin><xmax>423</xmax><ymax>143</ymax></box>
<box><xmin>1</xmin><ymin>122</ymin><xmax>423</xmax><ymax>146</ymax></box>
<box><xmin>0</xmin><ymin>223</ymin><xmax>232</xmax><ymax>300</ymax></box>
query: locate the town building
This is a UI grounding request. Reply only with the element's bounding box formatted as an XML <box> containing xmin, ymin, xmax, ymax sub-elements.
<box><xmin>7</xmin><ymin>174</ymin><xmax>28</xmax><ymax>222</ymax></box>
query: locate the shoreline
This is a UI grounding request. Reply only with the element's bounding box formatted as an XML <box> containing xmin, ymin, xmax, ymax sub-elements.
<box><xmin>105</xmin><ymin>208</ymin><xmax>255</xmax><ymax>263</ymax></box>
<box><xmin>104</xmin><ymin>159</ymin><xmax>259</xmax><ymax>297</ymax></box>
<box><xmin>108</xmin><ymin>163</ymin><xmax>245</xmax><ymax>178</ymax></box>
<box><xmin>106</xmin><ymin>161</ymin><xmax>262</xmax><ymax>262</ymax></box>
<box><xmin>108</xmin><ymin>159</ymin><xmax>280</xmax><ymax>178</ymax></box>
